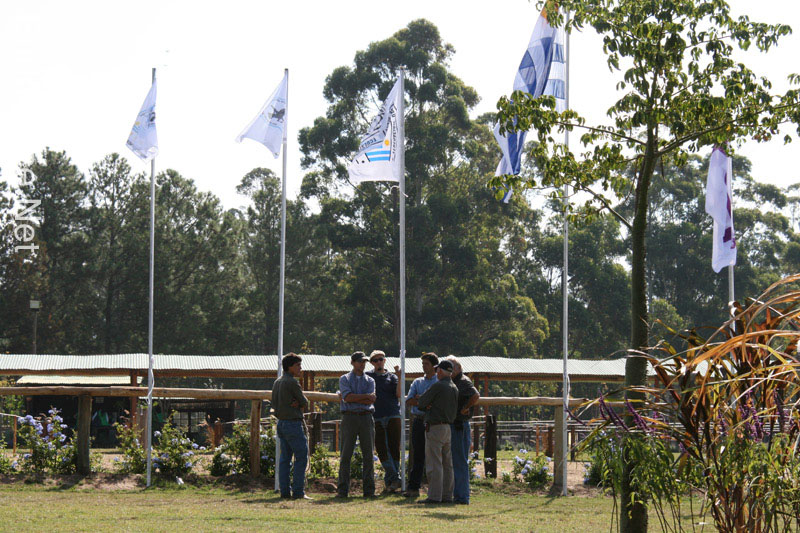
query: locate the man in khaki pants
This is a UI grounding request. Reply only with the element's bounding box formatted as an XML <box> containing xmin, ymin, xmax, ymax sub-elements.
<box><xmin>416</xmin><ymin>359</ymin><xmax>459</xmax><ymax>503</ymax></box>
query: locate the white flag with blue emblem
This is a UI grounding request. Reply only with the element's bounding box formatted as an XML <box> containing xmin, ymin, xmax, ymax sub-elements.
<box><xmin>126</xmin><ymin>80</ymin><xmax>159</xmax><ymax>161</ymax></box>
<box><xmin>494</xmin><ymin>7</ymin><xmax>566</xmax><ymax>202</ymax></box>
<box><xmin>705</xmin><ymin>147</ymin><xmax>737</xmax><ymax>273</ymax></box>
<box><xmin>236</xmin><ymin>72</ymin><xmax>288</xmax><ymax>158</ymax></box>
<box><xmin>348</xmin><ymin>78</ymin><xmax>403</xmax><ymax>183</ymax></box>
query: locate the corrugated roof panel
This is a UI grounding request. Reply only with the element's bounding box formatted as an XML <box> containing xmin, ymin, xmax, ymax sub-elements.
<box><xmin>0</xmin><ymin>353</ymin><xmax>649</xmax><ymax>378</ymax></box>
<box><xmin>17</xmin><ymin>375</ymin><xmax>141</xmax><ymax>386</ymax></box>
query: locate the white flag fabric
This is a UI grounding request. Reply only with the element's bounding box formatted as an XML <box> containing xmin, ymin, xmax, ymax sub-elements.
<box><xmin>705</xmin><ymin>147</ymin><xmax>737</xmax><ymax>273</ymax></box>
<box><xmin>494</xmin><ymin>7</ymin><xmax>567</xmax><ymax>200</ymax></box>
<box><xmin>126</xmin><ymin>80</ymin><xmax>159</xmax><ymax>161</ymax></box>
<box><xmin>348</xmin><ymin>78</ymin><xmax>403</xmax><ymax>183</ymax></box>
<box><xmin>236</xmin><ymin>72</ymin><xmax>288</xmax><ymax>158</ymax></box>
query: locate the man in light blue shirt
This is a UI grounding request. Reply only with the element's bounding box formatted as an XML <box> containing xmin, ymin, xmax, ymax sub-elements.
<box><xmin>402</xmin><ymin>352</ymin><xmax>439</xmax><ymax>497</ymax></box>
<box><xmin>336</xmin><ymin>351</ymin><xmax>376</xmax><ymax>498</ymax></box>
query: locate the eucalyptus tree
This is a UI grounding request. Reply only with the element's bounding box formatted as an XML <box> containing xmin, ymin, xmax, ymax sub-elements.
<box><xmin>492</xmin><ymin>1</ymin><xmax>800</xmax><ymax>529</ymax></box>
<box><xmin>301</xmin><ymin>20</ymin><xmax>547</xmax><ymax>355</ymax></box>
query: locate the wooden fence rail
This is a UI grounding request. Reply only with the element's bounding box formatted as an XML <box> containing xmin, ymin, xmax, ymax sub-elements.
<box><xmin>0</xmin><ymin>386</ymin><xmax>595</xmax><ymax>480</ymax></box>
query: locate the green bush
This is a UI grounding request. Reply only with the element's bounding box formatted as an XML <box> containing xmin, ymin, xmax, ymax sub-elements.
<box><xmin>511</xmin><ymin>449</ymin><xmax>551</xmax><ymax>490</ymax></box>
<box><xmin>0</xmin><ymin>435</ymin><xmax>16</xmax><ymax>475</ymax></box>
<box><xmin>308</xmin><ymin>445</ymin><xmax>334</xmax><ymax>480</ymax></box>
<box><xmin>151</xmin><ymin>418</ymin><xmax>201</xmax><ymax>478</ymax></box>
<box><xmin>17</xmin><ymin>409</ymin><xmax>77</xmax><ymax>475</ymax></box>
<box><xmin>210</xmin><ymin>422</ymin><xmax>275</xmax><ymax>477</ymax></box>
<box><xmin>113</xmin><ymin>422</ymin><xmax>146</xmax><ymax>474</ymax></box>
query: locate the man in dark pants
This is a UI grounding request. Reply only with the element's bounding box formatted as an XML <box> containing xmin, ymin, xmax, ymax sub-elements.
<box><xmin>366</xmin><ymin>350</ymin><xmax>402</xmax><ymax>493</ymax></box>
<box><xmin>336</xmin><ymin>351</ymin><xmax>376</xmax><ymax>498</ymax></box>
<box><xmin>446</xmin><ymin>355</ymin><xmax>480</xmax><ymax>504</ymax></box>
<box><xmin>417</xmin><ymin>359</ymin><xmax>459</xmax><ymax>504</ymax></box>
<box><xmin>271</xmin><ymin>353</ymin><xmax>311</xmax><ymax>500</ymax></box>
<box><xmin>403</xmin><ymin>352</ymin><xmax>439</xmax><ymax>498</ymax></box>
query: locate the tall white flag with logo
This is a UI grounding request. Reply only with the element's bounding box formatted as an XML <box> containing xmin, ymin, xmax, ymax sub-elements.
<box><xmin>494</xmin><ymin>7</ymin><xmax>567</xmax><ymax>202</ymax></box>
<box><xmin>126</xmin><ymin>80</ymin><xmax>159</xmax><ymax>161</ymax></box>
<box><xmin>705</xmin><ymin>147</ymin><xmax>737</xmax><ymax>272</ymax></box>
<box><xmin>348</xmin><ymin>78</ymin><xmax>403</xmax><ymax>183</ymax></box>
<box><xmin>236</xmin><ymin>72</ymin><xmax>288</xmax><ymax>158</ymax></box>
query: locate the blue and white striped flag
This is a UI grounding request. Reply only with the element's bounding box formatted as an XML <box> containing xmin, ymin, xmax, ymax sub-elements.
<box><xmin>348</xmin><ymin>77</ymin><xmax>403</xmax><ymax>183</ymax></box>
<box><xmin>705</xmin><ymin>147</ymin><xmax>737</xmax><ymax>272</ymax></box>
<box><xmin>494</xmin><ymin>8</ymin><xmax>566</xmax><ymax>202</ymax></box>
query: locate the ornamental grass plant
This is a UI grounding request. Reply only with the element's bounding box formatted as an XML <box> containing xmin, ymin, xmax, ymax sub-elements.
<box><xmin>579</xmin><ymin>274</ymin><xmax>800</xmax><ymax>532</ymax></box>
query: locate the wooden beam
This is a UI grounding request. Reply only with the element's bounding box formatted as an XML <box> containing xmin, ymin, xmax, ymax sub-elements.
<box><xmin>249</xmin><ymin>400</ymin><xmax>261</xmax><ymax>478</ymax></box>
<box><xmin>76</xmin><ymin>395</ymin><xmax>91</xmax><ymax>475</ymax></box>
<box><xmin>0</xmin><ymin>386</ymin><xmax>594</xmax><ymax>407</ymax></box>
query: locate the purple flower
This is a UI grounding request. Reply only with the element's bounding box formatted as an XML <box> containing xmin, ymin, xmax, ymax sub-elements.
<box><xmin>625</xmin><ymin>400</ymin><xmax>651</xmax><ymax>433</ymax></box>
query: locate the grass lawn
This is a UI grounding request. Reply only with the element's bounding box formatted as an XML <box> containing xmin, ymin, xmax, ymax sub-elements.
<box><xmin>0</xmin><ymin>479</ymin><xmax>705</xmax><ymax>532</ymax></box>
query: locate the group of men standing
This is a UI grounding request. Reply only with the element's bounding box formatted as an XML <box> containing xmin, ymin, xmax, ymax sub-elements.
<box><xmin>270</xmin><ymin>350</ymin><xmax>480</xmax><ymax>504</ymax></box>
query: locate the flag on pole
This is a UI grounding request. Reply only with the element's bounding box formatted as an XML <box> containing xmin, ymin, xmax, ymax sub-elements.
<box><xmin>705</xmin><ymin>147</ymin><xmax>737</xmax><ymax>273</ymax></box>
<box><xmin>494</xmin><ymin>7</ymin><xmax>567</xmax><ymax>202</ymax></box>
<box><xmin>348</xmin><ymin>78</ymin><xmax>403</xmax><ymax>183</ymax></box>
<box><xmin>236</xmin><ymin>72</ymin><xmax>288</xmax><ymax>158</ymax></box>
<box><xmin>126</xmin><ymin>80</ymin><xmax>159</xmax><ymax>161</ymax></box>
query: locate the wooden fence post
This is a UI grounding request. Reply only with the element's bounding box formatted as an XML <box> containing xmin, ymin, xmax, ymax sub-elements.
<box><xmin>553</xmin><ymin>405</ymin><xmax>566</xmax><ymax>492</ymax></box>
<box><xmin>250</xmin><ymin>399</ymin><xmax>261</xmax><ymax>478</ymax></box>
<box><xmin>213</xmin><ymin>420</ymin><xmax>223</xmax><ymax>449</ymax></box>
<box><xmin>12</xmin><ymin>416</ymin><xmax>17</xmax><ymax>454</ymax></box>
<box><xmin>334</xmin><ymin>420</ymin><xmax>339</xmax><ymax>452</ymax></box>
<box><xmin>570</xmin><ymin>428</ymin><xmax>577</xmax><ymax>461</ymax></box>
<box><xmin>472</xmin><ymin>419</ymin><xmax>480</xmax><ymax>453</ymax></box>
<box><xmin>484</xmin><ymin>414</ymin><xmax>497</xmax><ymax>479</ymax></box>
<box><xmin>76</xmin><ymin>395</ymin><xmax>92</xmax><ymax>475</ymax></box>
<box><xmin>546</xmin><ymin>426</ymin><xmax>554</xmax><ymax>458</ymax></box>
<box><xmin>309</xmin><ymin>412</ymin><xmax>322</xmax><ymax>455</ymax></box>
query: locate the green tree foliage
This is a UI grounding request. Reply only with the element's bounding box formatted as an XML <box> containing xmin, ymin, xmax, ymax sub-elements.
<box><xmin>299</xmin><ymin>19</ymin><xmax>548</xmax><ymax>356</ymax></box>
<box><xmin>493</xmin><ymin>3</ymin><xmax>800</xmax><ymax>528</ymax></box>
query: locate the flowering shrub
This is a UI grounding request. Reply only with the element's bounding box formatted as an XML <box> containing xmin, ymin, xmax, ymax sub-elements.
<box><xmin>209</xmin><ymin>422</ymin><xmax>274</xmax><ymax>477</ymax></box>
<box><xmin>113</xmin><ymin>422</ymin><xmax>146</xmax><ymax>474</ymax></box>
<box><xmin>511</xmin><ymin>449</ymin><xmax>551</xmax><ymax>490</ymax></box>
<box><xmin>17</xmin><ymin>409</ymin><xmax>77</xmax><ymax>475</ymax></box>
<box><xmin>151</xmin><ymin>419</ymin><xmax>201</xmax><ymax>478</ymax></box>
<box><xmin>469</xmin><ymin>451</ymin><xmax>482</xmax><ymax>480</ymax></box>
<box><xmin>308</xmin><ymin>445</ymin><xmax>334</xmax><ymax>480</ymax></box>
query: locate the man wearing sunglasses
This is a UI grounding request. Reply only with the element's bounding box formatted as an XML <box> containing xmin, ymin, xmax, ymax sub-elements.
<box><xmin>366</xmin><ymin>350</ymin><xmax>402</xmax><ymax>493</ymax></box>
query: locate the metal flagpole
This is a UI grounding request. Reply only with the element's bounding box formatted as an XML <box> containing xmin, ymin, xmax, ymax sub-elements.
<box><xmin>274</xmin><ymin>67</ymin><xmax>289</xmax><ymax>492</ymax></box>
<box><xmin>560</xmin><ymin>12</ymin><xmax>571</xmax><ymax>497</ymax></box>
<box><xmin>398</xmin><ymin>69</ymin><xmax>407</xmax><ymax>492</ymax></box>
<box><xmin>146</xmin><ymin>67</ymin><xmax>156</xmax><ymax>488</ymax></box>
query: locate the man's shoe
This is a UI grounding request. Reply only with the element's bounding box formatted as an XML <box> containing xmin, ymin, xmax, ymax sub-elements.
<box><xmin>454</xmin><ymin>500</ymin><xmax>469</xmax><ymax>505</ymax></box>
<box><xmin>292</xmin><ymin>494</ymin><xmax>314</xmax><ymax>500</ymax></box>
<box><xmin>280</xmin><ymin>494</ymin><xmax>292</xmax><ymax>499</ymax></box>
<box><xmin>402</xmin><ymin>489</ymin><xmax>420</xmax><ymax>498</ymax></box>
<box><xmin>334</xmin><ymin>493</ymin><xmax>349</xmax><ymax>499</ymax></box>
<box><xmin>389</xmin><ymin>480</ymin><xmax>402</xmax><ymax>491</ymax></box>
<box><xmin>363</xmin><ymin>493</ymin><xmax>377</xmax><ymax>499</ymax></box>
<box><xmin>419</xmin><ymin>498</ymin><xmax>441</xmax><ymax>504</ymax></box>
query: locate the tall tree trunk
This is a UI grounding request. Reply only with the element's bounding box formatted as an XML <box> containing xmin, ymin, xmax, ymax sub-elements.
<box><xmin>621</xmin><ymin>148</ymin><xmax>656</xmax><ymax>533</ymax></box>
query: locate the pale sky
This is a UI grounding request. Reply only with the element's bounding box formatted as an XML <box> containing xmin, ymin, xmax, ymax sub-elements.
<box><xmin>2</xmin><ymin>0</ymin><xmax>799</xmax><ymax>210</ymax></box>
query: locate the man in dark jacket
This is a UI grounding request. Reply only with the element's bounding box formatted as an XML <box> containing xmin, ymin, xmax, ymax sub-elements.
<box><xmin>271</xmin><ymin>353</ymin><xmax>310</xmax><ymax>499</ymax></box>
<box><xmin>366</xmin><ymin>350</ymin><xmax>402</xmax><ymax>493</ymax></box>
<box><xmin>446</xmin><ymin>355</ymin><xmax>480</xmax><ymax>504</ymax></box>
<box><xmin>417</xmin><ymin>359</ymin><xmax>459</xmax><ymax>503</ymax></box>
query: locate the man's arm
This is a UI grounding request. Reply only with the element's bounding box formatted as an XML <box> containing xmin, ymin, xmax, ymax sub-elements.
<box><xmin>290</xmin><ymin>379</ymin><xmax>309</xmax><ymax>409</ymax></box>
<box><xmin>417</xmin><ymin>382</ymin><xmax>438</xmax><ymax>410</ymax></box>
<box><xmin>406</xmin><ymin>379</ymin><xmax>419</xmax><ymax>406</ymax></box>
<box><xmin>461</xmin><ymin>392</ymin><xmax>479</xmax><ymax>415</ymax></box>
<box><xmin>341</xmin><ymin>376</ymin><xmax>376</xmax><ymax>404</ymax></box>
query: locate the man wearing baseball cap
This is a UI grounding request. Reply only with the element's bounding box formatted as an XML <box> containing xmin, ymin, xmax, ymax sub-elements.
<box><xmin>336</xmin><ymin>351</ymin><xmax>377</xmax><ymax>498</ymax></box>
<box><xmin>416</xmin><ymin>358</ymin><xmax>459</xmax><ymax>503</ymax></box>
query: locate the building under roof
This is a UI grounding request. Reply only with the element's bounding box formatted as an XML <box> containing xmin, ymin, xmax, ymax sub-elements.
<box><xmin>0</xmin><ymin>353</ymin><xmax>641</xmax><ymax>382</ymax></box>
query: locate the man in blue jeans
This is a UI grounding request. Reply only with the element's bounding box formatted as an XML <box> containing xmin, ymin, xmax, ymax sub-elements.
<box><xmin>446</xmin><ymin>355</ymin><xmax>480</xmax><ymax>504</ymax></box>
<box><xmin>271</xmin><ymin>353</ymin><xmax>311</xmax><ymax>500</ymax></box>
